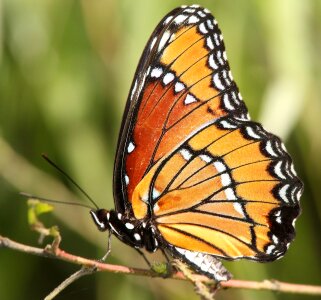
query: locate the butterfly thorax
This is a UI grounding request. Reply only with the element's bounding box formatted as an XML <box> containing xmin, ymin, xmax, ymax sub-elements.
<box><xmin>90</xmin><ymin>209</ymin><xmax>159</xmax><ymax>252</ymax></box>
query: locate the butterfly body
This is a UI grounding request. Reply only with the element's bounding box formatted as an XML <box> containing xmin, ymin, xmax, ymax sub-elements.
<box><xmin>92</xmin><ymin>5</ymin><xmax>303</xmax><ymax>282</ymax></box>
<box><xmin>90</xmin><ymin>209</ymin><xmax>159</xmax><ymax>252</ymax></box>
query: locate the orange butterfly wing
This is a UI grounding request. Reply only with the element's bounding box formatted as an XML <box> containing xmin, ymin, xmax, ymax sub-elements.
<box><xmin>114</xmin><ymin>5</ymin><xmax>247</xmax><ymax>214</ymax></box>
<box><xmin>113</xmin><ymin>5</ymin><xmax>302</xmax><ymax>264</ymax></box>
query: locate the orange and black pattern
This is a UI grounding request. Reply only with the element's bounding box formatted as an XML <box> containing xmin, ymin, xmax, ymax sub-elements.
<box><xmin>113</xmin><ymin>5</ymin><xmax>302</xmax><ymax>275</ymax></box>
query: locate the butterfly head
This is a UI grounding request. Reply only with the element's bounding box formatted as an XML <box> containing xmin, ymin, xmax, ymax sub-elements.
<box><xmin>90</xmin><ymin>209</ymin><xmax>110</xmax><ymax>232</ymax></box>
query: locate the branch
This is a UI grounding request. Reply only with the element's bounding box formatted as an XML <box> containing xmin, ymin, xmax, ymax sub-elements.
<box><xmin>1</xmin><ymin>235</ymin><xmax>321</xmax><ymax>296</ymax></box>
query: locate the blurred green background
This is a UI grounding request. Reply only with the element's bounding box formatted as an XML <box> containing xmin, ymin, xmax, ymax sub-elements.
<box><xmin>0</xmin><ymin>0</ymin><xmax>320</xmax><ymax>299</ymax></box>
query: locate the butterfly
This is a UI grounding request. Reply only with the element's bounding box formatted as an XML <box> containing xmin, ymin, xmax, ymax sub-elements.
<box><xmin>90</xmin><ymin>5</ymin><xmax>303</xmax><ymax>281</ymax></box>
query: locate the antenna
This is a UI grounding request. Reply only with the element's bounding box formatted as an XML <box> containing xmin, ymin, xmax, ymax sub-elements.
<box><xmin>41</xmin><ymin>154</ymin><xmax>99</xmax><ymax>210</ymax></box>
<box><xmin>20</xmin><ymin>192</ymin><xmax>94</xmax><ymax>210</ymax></box>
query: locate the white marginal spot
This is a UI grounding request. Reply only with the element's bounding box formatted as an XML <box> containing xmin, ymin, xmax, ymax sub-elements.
<box><xmin>213</xmin><ymin>19</ymin><xmax>218</xmax><ymax>25</ymax></box>
<box><xmin>292</xmin><ymin>218</ymin><xmax>297</xmax><ymax>227</ymax></box>
<box><xmin>184</xmin><ymin>8</ymin><xmax>195</xmax><ymax>13</ymax></box>
<box><xmin>281</xmin><ymin>143</ymin><xmax>287</xmax><ymax>152</ymax></box>
<box><xmin>164</xmin><ymin>15</ymin><xmax>173</xmax><ymax>25</ymax></box>
<box><xmin>279</xmin><ymin>184</ymin><xmax>290</xmax><ymax>203</ymax></box>
<box><xmin>223</xmin><ymin>93</ymin><xmax>234</xmax><ymax>110</ymax></box>
<box><xmin>106</xmin><ymin>212</ymin><xmax>110</xmax><ymax>220</ymax></box>
<box><xmin>225</xmin><ymin>188</ymin><xmax>237</xmax><ymax>200</ymax></box>
<box><xmin>125</xmin><ymin>223</ymin><xmax>134</xmax><ymax>230</ymax></box>
<box><xmin>180</xmin><ymin>148</ymin><xmax>192</xmax><ymax>161</ymax></box>
<box><xmin>214</xmin><ymin>33</ymin><xmax>220</xmax><ymax>46</ymax></box>
<box><xmin>151</xmin><ymin>67</ymin><xmax>163</xmax><ymax>78</ymax></box>
<box><xmin>213</xmin><ymin>73</ymin><xmax>225</xmax><ymax>90</ymax></box>
<box><xmin>272</xmin><ymin>235</ymin><xmax>279</xmax><ymax>244</ymax></box>
<box><xmin>197</xmin><ymin>10</ymin><xmax>206</xmax><ymax>17</ymax></box>
<box><xmin>174</xmin><ymin>14</ymin><xmax>188</xmax><ymax>24</ymax></box>
<box><xmin>199</xmin><ymin>23</ymin><xmax>208</xmax><ymax>34</ymax></box>
<box><xmin>265</xmin><ymin>141</ymin><xmax>278</xmax><ymax>157</ymax></box>
<box><xmin>233</xmin><ymin>202</ymin><xmax>245</xmax><ymax>217</ymax></box>
<box><xmin>175</xmin><ymin>81</ymin><xmax>185</xmax><ymax>93</ymax></box>
<box><xmin>220</xmin><ymin>173</ymin><xmax>231</xmax><ymax>186</ymax></box>
<box><xmin>150</xmin><ymin>37</ymin><xmax>157</xmax><ymax>50</ymax></box>
<box><xmin>163</xmin><ymin>72</ymin><xmax>175</xmax><ymax>85</ymax></box>
<box><xmin>117</xmin><ymin>213</ymin><xmax>122</xmax><ymax>220</ymax></box>
<box><xmin>206</xmin><ymin>36</ymin><xmax>214</xmax><ymax>50</ymax></box>
<box><xmin>125</xmin><ymin>175</ymin><xmax>129</xmax><ymax>185</ymax></box>
<box><xmin>214</xmin><ymin>161</ymin><xmax>226</xmax><ymax>173</ymax></box>
<box><xmin>274</xmin><ymin>161</ymin><xmax>286</xmax><ymax>179</ymax></box>
<box><xmin>228</xmin><ymin>70</ymin><xmax>233</xmax><ymax>81</ymax></box>
<box><xmin>245</xmin><ymin>126</ymin><xmax>261</xmax><ymax>139</ymax></box>
<box><xmin>191</xmin><ymin>4</ymin><xmax>200</xmax><ymax>8</ymax></box>
<box><xmin>134</xmin><ymin>233</ymin><xmax>141</xmax><ymax>241</ymax></box>
<box><xmin>188</xmin><ymin>15</ymin><xmax>199</xmax><ymax>24</ymax></box>
<box><xmin>223</xmin><ymin>51</ymin><xmax>227</xmax><ymax>61</ymax></box>
<box><xmin>184</xmin><ymin>93</ymin><xmax>197</xmax><ymax>105</ymax></box>
<box><xmin>207</xmin><ymin>19</ymin><xmax>214</xmax><ymax>29</ymax></box>
<box><xmin>127</xmin><ymin>141</ymin><xmax>135</xmax><ymax>153</ymax></box>
<box><xmin>204</xmin><ymin>8</ymin><xmax>210</xmax><ymax>14</ymax></box>
<box><xmin>158</xmin><ymin>31</ymin><xmax>171</xmax><ymax>51</ymax></box>
<box><xmin>290</xmin><ymin>163</ymin><xmax>297</xmax><ymax>176</ymax></box>
<box><xmin>209</xmin><ymin>54</ymin><xmax>218</xmax><ymax>70</ymax></box>
<box><xmin>266</xmin><ymin>244</ymin><xmax>276</xmax><ymax>255</ymax></box>
<box><xmin>199</xmin><ymin>154</ymin><xmax>212</xmax><ymax>163</ymax></box>
<box><xmin>276</xmin><ymin>216</ymin><xmax>282</xmax><ymax>224</ymax></box>
<box><xmin>220</xmin><ymin>119</ymin><xmax>237</xmax><ymax>129</ymax></box>
<box><xmin>217</xmin><ymin>50</ymin><xmax>224</xmax><ymax>65</ymax></box>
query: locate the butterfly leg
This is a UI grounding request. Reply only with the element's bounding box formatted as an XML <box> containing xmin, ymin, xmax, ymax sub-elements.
<box><xmin>135</xmin><ymin>248</ymin><xmax>152</xmax><ymax>268</ymax></box>
<box><xmin>161</xmin><ymin>248</ymin><xmax>176</xmax><ymax>277</ymax></box>
<box><xmin>100</xmin><ymin>230</ymin><xmax>112</xmax><ymax>261</ymax></box>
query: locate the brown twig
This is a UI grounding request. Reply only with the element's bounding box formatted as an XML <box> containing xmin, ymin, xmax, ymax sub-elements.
<box><xmin>1</xmin><ymin>235</ymin><xmax>321</xmax><ymax>297</ymax></box>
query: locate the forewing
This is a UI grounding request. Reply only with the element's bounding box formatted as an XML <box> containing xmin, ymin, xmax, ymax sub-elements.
<box><xmin>113</xmin><ymin>5</ymin><xmax>248</xmax><ymax>214</ymax></box>
<box><xmin>131</xmin><ymin>116</ymin><xmax>303</xmax><ymax>260</ymax></box>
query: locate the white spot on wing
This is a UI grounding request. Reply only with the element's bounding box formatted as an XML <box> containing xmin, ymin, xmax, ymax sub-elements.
<box><xmin>214</xmin><ymin>161</ymin><xmax>226</xmax><ymax>173</ymax></box>
<box><xmin>208</xmin><ymin>54</ymin><xmax>218</xmax><ymax>70</ymax></box>
<box><xmin>199</xmin><ymin>23</ymin><xmax>208</xmax><ymax>34</ymax></box>
<box><xmin>163</xmin><ymin>72</ymin><xmax>175</xmax><ymax>85</ymax></box>
<box><xmin>279</xmin><ymin>184</ymin><xmax>290</xmax><ymax>203</ymax></box>
<box><xmin>152</xmin><ymin>188</ymin><xmax>160</xmax><ymax>199</ymax></box>
<box><xmin>184</xmin><ymin>94</ymin><xmax>197</xmax><ymax>105</ymax></box>
<box><xmin>127</xmin><ymin>142</ymin><xmax>135</xmax><ymax>153</ymax></box>
<box><xmin>175</xmin><ymin>82</ymin><xmax>185</xmax><ymax>93</ymax></box>
<box><xmin>164</xmin><ymin>15</ymin><xmax>173</xmax><ymax>25</ymax></box>
<box><xmin>188</xmin><ymin>15</ymin><xmax>199</xmax><ymax>24</ymax></box>
<box><xmin>174</xmin><ymin>14</ymin><xmax>188</xmax><ymax>24</ymax></box>
<box><xmin>245</xmin><ymin>126</ymin><xmax>261</xmax><ymax>139</ymax></box>
<box><xmin>233</xmin><ymin>202</ymin><xmax>245</xmax><ymax>217</ymax></box>
<box><xmin>180</xmin><ymin>148</ymin><xmax>192</xmax><ymax>161</ymax></box>
<box><xmin>150</xmin><ymin>37</ymin><xmax>157</xmax><ymax>50</ymax></box>
<box><xmin>158</xmin><ymin>31</ymin><xmax>171</xmax><ymax>51</ymax></box>
<box><xmin>151</xmin><ymin>67</ymin><xmax>163</xmax><ymax>78</ymax></box>
<box><xmin>220</xmin><ymin>173</ymin><xmax>231</xmax><ymax>186</ymax></box>
<box><xmin>206</xmin><ymin>37</ymin><xmax>214</xmax><ymax>50</ymax></box>
<box><xmin>225</xmin><ymin>188</ymin><xmax>237</xmax><ymax>200</ymax></box>
<box><xmin>199</xmin><ymin>154</ymin><xmax>212</xmax><ymax>163</ymax></box>
<box><xmin>213</xmin><ymin>73</ymin><xmax>225</xmax><ymax>90</ymax></box>
<box><xmin>125</xmin><ymin>175</ymin><xmax>129</xmax><ymax>185</ymax></box>
<box><xmin>274</xmin><ymin>161</ymin><xmax>286</xmax><ymax>179</ymax></box>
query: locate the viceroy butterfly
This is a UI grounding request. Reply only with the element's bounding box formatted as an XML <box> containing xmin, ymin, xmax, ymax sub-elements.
<box><xmin>90</xmin><ymin>5</ymin><xmax>303</xmax><ymax>281</ymax></box>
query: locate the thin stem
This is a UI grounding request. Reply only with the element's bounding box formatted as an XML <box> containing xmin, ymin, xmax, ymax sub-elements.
<box><xmin>1</xmin><ymin>235</ymin><xmax>321</xmax><ymax>296</ymax></box>
<box><xmin>44</xmin><ymin>267</ymin><xmax>96</xmax><ymax>300</ymax></box>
